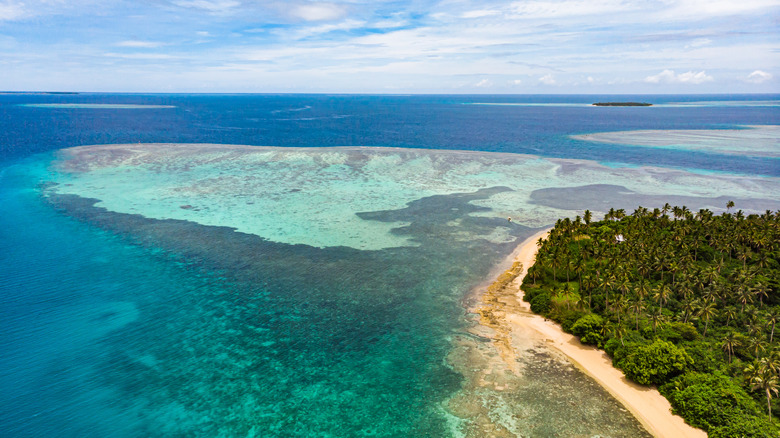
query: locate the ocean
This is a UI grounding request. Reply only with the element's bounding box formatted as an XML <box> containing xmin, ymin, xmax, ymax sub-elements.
<box><xmin>1</xmin><ymin>94</ymin><xmax>778</xmax><ymax>437</ymax></box>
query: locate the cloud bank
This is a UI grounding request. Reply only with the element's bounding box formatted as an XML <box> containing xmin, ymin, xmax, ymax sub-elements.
<box><xmin>0</xmin><ymin>0</ymin><xmax>777</xmax><ymax>92</ymax></box>
<box><xmin>645</xmin><ymin>70</ymin><xmax>714</xmax><ymax>85</ymax></box>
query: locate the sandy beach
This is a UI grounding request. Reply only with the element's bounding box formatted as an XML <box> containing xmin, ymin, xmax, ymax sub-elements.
<box><xmin>503</xmin><ymin>230</ymin><xmax>707</xmax><ymax>438</ymax></box>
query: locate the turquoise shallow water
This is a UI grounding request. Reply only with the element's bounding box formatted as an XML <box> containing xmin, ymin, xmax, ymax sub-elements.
<box><xmin>3</xmin><ymin>142</ymin><xmax>774</xmax><ymax>436</ymax></box>
<box><xmin>573</xmin><ymin>125</ymin><xmax>780</xmax><ymax>158</ymax></box>
<box><xmin>1</xmin><ymin>94</ymin><xmax>779</xmax><ymax>437</ymax></box>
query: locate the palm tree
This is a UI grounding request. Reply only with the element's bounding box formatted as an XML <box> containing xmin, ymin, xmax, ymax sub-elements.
<box><xmin>745</xmin><ymin>359</ymin><xmax>779</xmax><ymax>420</ymax></box>
<box><xmin>703</xmin><ymin>265</ymin><xmax>719</xmax><ymax>287</ymax></box>
<box><xmin>652</xmin><ymin>284</ymin><xmax>672</xmax><ymax>312</ymax></box>
<box><xmin>616</xmin><ymin>275</ymin><xmax>631</xmax><ymax>299</ymax></box>
<box><xmin>723</xmin><ymin>306</ymin><xmax>738</xmax><ymax>327</ymax></box>
<box><xmin>613</xmin><ymin>295</ymin><xmax>629</xmax><ymax>326</ymax></box>
<box><xmin>680</xmin><ymin>298</ymin><xmax>698</xmax><ymax>324</ymax></box>
<box><xmin>636</xmin><ymin>280</ymin><xmax>651</xmax><ymax>303</ymax></box>
<box><xmin>599</xmin><ymin>273</ymin><xmax>615</xmax><ymax>309</ymax></box>
<box><xmin>613</xmin><ymin>321</ymin><xmax>628</xmax><ymax>346</ymax></box>
<box><xmin>736</xmin><ymin>247</ymin><xmax>752</xmax><ymax>270</ymax></box>
<box><xmin>738</xmin><ymin>282</ymin><xmax>755</xmax><ymax>311</ymax></box>
<box><xmin>550</xmin><ymin>250</ymin><xmax>562</xmax><ymax>282</ymax></box>
<box><xmin>697</xmin><ymin>301</ymin><xmax>718</xmax><ymax>337</ymax></box>
<box><xmin>767</xmin><ymin>308</ymin><xmax>779</xmax><ymax>343</ymax></box>
<box><xmin>649</xmin><ymin>308</ymin><xmax>665</xmax><ymax>334</ymax></box>
<box><xmin>630</xmin><ymin>299</ymin><xmax>645</xmax><ymax>330</ymax></box>
<box><xmin>721</xmin><ymin>332</ymin><xmax>741</xmax><ymax>364</ymax></box>
<box><xmin>755</xmin><ymin>282</ymin><xmax>769</xmax><ymax>307</ymax></box>
<box><xmin>573</xmin><ymin>255</ymin><xmax>586</xmax><ymax>291</ymax></box>
<box><xmin>575</xmin><ymin>293</ymin><xmax>588</xmax><ymax>311</ymax></box>
<box><xmin>766</xmin><ymin>351</ymin><xmax>780</xmax><ymax>375</ymax></box>
<box><xmin>747</xmin><ymin>336</ymin><xmax>767</xmax><ymax>358</ymax></box>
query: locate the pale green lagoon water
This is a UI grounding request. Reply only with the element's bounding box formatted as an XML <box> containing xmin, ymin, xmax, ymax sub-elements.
<box><xmin>48</xmin><ymin>144</ymin><xmax>780</xmax><ymax>250</ymax></box>
<box><xmin>14</xmin><ymin>141</ymin><xmax>779</xmax><ymax>437</ymax></box>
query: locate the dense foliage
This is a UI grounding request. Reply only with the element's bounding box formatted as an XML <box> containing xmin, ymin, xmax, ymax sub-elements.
<box><xmin>522</xmin><ymin>203</ymin><xmax>780</xmax><ymax>435</ymax></box>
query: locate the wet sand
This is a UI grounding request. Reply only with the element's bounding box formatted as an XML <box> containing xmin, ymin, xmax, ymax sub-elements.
<box><xmin>500</xmin><ymin>231</ymin><xmax>706</xmax><ymax>438</ymax></box>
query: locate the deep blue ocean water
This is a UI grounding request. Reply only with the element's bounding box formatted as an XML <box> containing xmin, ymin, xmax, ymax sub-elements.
<box><xmin>1</xmin><ymin>94</ymin><xmax>778</xmax><ymax>437</ymax></box>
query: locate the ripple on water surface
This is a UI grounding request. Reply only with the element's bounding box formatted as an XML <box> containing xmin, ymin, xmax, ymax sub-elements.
<box><xmin>6</xmin><ymin>142</ymin><xmax>779</xmax><ymax>436</ymax></box>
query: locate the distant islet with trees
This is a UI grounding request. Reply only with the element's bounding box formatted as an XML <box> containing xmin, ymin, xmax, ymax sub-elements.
<box><xmin>522</xmin><ymin>202</ymin><xmax>780</xmax><ymax>437</ymax></box>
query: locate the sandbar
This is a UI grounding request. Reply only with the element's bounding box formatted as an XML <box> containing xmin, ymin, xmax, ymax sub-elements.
<box><xmin>500</xmin><ymin>231</ymin><xmax>706</xmax><ymax>438</ymax></box>
<box><xmin>572</xmin><ymin>125</ymin><xmax>780</xmax><ymax>158</ymax></box>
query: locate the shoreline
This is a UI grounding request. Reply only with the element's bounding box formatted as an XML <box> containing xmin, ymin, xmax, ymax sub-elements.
<box><xmin>501</xmin><ymin>230</ymin><xmax>706</xmax><ymax>438</ymax></box>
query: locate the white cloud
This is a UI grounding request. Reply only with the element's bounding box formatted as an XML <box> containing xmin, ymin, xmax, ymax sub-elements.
<box><xmin>172</xmin><ymin>0</ymin><xmax>239</xmax><ymax>13</ymax></box>
<box><xmin>509</xmin><ymin>0</ymin><xmax>633</xmax><ymax>18</ymax></box>
<box><xmin>372</xmin><ymin>19</ymin><xmax>408</xmax><ymax>29</ymax></box>
<box><xmin>290</xmin><ymin>3</ymin><xmax>347</xmax><ymax>21</ymax></box>
<box><xmin>0</xmin><ymin>1</ymin><xmax>26</xmax><ymax>21</ymax></box>
<box><xmin>511</xmin><ymin>79</ymin><xmax>522</xmax><ymax>85</ymax></box>
<box><xmin>104</xmin><ymin>52</ymin><xmax>176</xmax><ymax>60</ymax></box>
<box><xmin>746</xmin><ymin>70</ymin><xmax>772</xmax><ymax>84</ymax></box>
<box><xmin>685</xmin><ymin>38</ymin><xmax>712</xmax><ymax>48</ymax></box>
<box><xmin>539</xmin><ymin>74</ymin><xmax>556</xmax><ymax>85</ymax></box>
<box><xmin>116</xmin><ymin>40</ymin><xmax>164</xmax><ymax>48</ymax></box>
<box><xmin>644</xmin><ymin>69</ymin><xmax>713</xmax><ymax>84</ymax></box>
<box><xmin>476</xmin><ymin>78</ymin><xmax>493</xmax><ymax>87</ymax></box>
<box><xmin>461</xmin><ymin>9</ymin><xmax>502</xmax><ymax>19</ymax></box>
<box><xmin>662</xmin><ymin>0</ymin><xmax>780</xmax><ymax>18</ymax></box>
<box><xmin>283</xmin><ymin>19</ymin><xmax>366</xmax><ymax>40</ymax></box>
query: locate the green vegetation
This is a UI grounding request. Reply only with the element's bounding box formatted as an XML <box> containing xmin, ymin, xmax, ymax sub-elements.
<box><xmin>522</xmin><ymin>203</ymin><xmax>780</xmax><ymax>435</ymax></box>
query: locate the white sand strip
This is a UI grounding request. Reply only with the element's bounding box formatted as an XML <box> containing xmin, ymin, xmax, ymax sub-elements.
<box><xmin>507</xmin><ymin>231</ymin><xmax>707</xmax><ymax>438</ymax></box>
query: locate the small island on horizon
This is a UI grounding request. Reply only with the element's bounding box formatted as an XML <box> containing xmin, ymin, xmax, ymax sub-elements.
<box><xmin>593</xmin><ymin>102</ymin><xmax>653</xmax><ymax>106</ymax></box>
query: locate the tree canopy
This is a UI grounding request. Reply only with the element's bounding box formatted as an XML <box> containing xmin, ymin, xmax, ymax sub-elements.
<box><xmin>522</xmin><ymin>203</ymin><xmax>780</xmax><ymax>435</ymax></box>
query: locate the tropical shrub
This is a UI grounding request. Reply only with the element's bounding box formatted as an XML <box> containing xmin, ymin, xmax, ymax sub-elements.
<box><xmin>660</xmin><ymin>371</ymin><xmax>763</xmax><ymax>432</ymax></box>
<box><xmin>559</xmin><ymin>309</ymin><xmax>588</xmax><ymax>333</ymax></box>
<box><xmin>709</xmin><ymin>418</ymin><xmax>780</xmax><ymax>438</ymax></box>
<box><xmin>616</xmin><ymin>339</ymin><xmax>692</xmax><ymax>385</ymax></box>
<box><xmin>570</xmin><ymin>313</ymin><xmax>604</xmax><ymax>346</ymax></box>
<box><xmin>530</xmin><ymin>292</ymin><xmax>552</xmax><ymax>314</ymax></box>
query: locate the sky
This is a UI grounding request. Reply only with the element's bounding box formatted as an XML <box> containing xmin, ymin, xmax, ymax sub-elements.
<box><xmin>0</xmin><ymin>0</ymin><xmax>778</xmax><ymax>93</ymax></box>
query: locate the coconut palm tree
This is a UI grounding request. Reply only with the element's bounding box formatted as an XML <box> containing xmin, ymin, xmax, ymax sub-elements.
<box><xmin>721</xmin><ymin>332</ymin><xmax>741</xmax><ymax>364</ymax></box>
<box><xmin>745</xmin><ymin>359</ymin><xmax>779</xmax><ymax>420</ymax></box>
<box><xmin>680</xmin><ymin>298</ymin><xmax>698</xmax><ymax>324</ymax></box>
<box><xmin>747</xmin><ymin>336</ymin><xmax>767</xmax><ymax>358</ymax></box>
<box><xmin>737</xmin><ymin>282</ymin><xmax>755</xmax><ymax>311</ymax></box>
<box><xmin>754</xmin><ymin>282</ymin><xmax>769</xmax><ymax>307</ymax></box>
<box><xmin>649</xmin><ymin>307</ymin><xmax>665</xmax><ymax>334</ymax></box>
<box><xmin>652</xmin><ymin>284</ymin><xmax>672</xmax><ymax>312</ymax></box>
<box><xmin>599</xmin><ymin>273</ymin><xmax>615</xmax><ymax>309</ymax></box>
<box><xmin>636</xmin><ymin>280</ymin><xmax>651</xmax><ymax>303</ymax></box>
<box><xmin>722</xmin><ymin>306</ymin><xmax>738</xmax><ymax>327</ymax></box>
<box><xmin>697</xmin><ymin>301</ymin><xmax>718</xmax><ymax>337</ymax></box>
<box><xmin>630</xmin><ymin>299</ymin><xmax>645</xmax><ymax>330</ymax></box>
<box><xmin>573</xmin><ymin>255</ymin><xmax>586</xmax><ymax>291</ymax></box>
<box><xmin>613</xmin><ymin>321</ymin><xmax>628</xmax><ymax>346</ymax></box>
<box><xmin>767</xmin><ymin>308</ymin><xmax>779</xmax><ymax>343</ymax></box>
